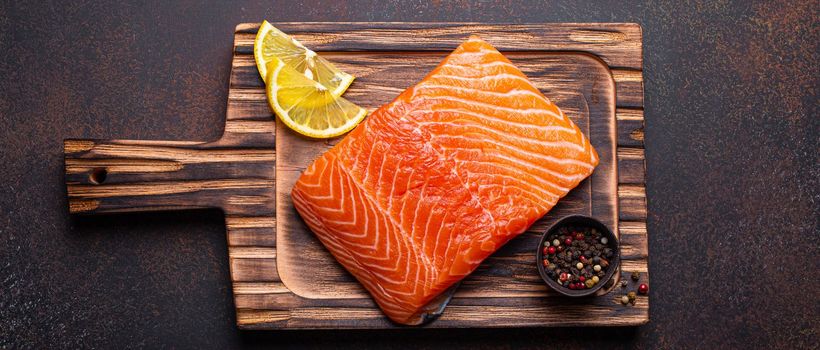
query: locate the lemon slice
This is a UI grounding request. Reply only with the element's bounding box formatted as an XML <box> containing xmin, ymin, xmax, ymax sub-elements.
<box><xmin>255</xmin><ymin>20</ymin><xmax>354</xmax><ymax>98</ymax></box>
<box><xmin>266</xmin><ymin>57</ymin><xmax>367</xmax><ymax>138</ymax></box>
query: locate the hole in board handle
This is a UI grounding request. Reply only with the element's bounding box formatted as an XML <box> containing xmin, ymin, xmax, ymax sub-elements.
<box><xmin>89</xmin><ymin>168</ymin><xmax>107</xmax><ymax>185</ymax></box>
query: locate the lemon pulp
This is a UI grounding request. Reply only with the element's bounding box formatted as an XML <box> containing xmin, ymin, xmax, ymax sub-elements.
<box><xmin>266</xmin><ymin>57</ymin><xmax>367</xmax><ymax>138</ymax></box>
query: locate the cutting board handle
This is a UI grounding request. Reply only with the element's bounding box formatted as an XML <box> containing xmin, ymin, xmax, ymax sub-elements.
<box><xmin>63</xmin><ymin>138</ymin><xmax>275</xmax><ymax>215</ymax></box>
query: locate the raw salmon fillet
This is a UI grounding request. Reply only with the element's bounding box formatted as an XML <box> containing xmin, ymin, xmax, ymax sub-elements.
<box><xmin>291</xmin><ymin>36</ymin><xmax>599</xmax><ymax>324</ymax></box>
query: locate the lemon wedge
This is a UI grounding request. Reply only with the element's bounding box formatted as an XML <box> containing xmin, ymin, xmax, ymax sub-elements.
<box><xmin>266</xmin><ymin>57</ymin><xmax>367</xmax><ymax>138</ymax></box>
<box><xmin>254</xmin><ymin>20</ymin><xmax>354</xmax><ymax>98</ymax></box>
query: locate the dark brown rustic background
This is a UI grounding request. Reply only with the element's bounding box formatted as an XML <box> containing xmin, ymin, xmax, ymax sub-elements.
<box><xmin>0</xmin><ymin>0</ymin><xmax>817</xmax><ymax>348</ymax></box>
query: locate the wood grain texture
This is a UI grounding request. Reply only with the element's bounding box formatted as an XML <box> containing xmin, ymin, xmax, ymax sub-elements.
<box><xmin>63</xmin><ymin>22</ymin><xmax>646</xmax><ymax>329</ymax></box>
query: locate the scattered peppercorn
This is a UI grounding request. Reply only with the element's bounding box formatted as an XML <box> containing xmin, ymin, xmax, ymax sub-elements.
<box><xmin>638</xmin><ymin>283</ymin><xmax>648</xmax><ymax>294</ymax></box>
<box><xmin>620</xmin><ymin>280</ymin><xmax>628</xmax><ymax>288</ymax></box>
<box><xmin>620</xmin><ymin>295</ymin><xmax>629</xmax><ymax>305</ymax></box>
<box><xmin>627</xmin><ymin>291</ymin><xmax>637</xmax><ymax>305</ymax></box>
<box><xmin>631</xmin><ymin>271</ymin><xmax>640</xmax><ymax>281</ymax></box>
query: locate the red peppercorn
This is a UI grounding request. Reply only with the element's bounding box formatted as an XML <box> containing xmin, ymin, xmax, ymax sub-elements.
<box><xmin>564</xmin><ymin>238</ymin><xmax>573</xmax><ymax>245</ymax></box>
<box><xmin>568</xmin><ymin>283</ymin><xmax>576</xmax><ymax>290</ymax></box>
<box><xmin>577</xmin><ymin>282</ymin><xmax>585</xmax><ymax>289</ymax></box>
<box><xmin>547</xmin><ymin>246</ymin><xmax>556</xmax><ymax>255</ymax></box>
<box><xmin>579</xmin><ymin>276</ymin><xmax>586</xmax><ymax>283</ymax></box>
<box><xmin>576</xmin><ymin>232</ymin><xmax>585</xmax><ymax>241</ymax></box>
<box><xmin>579</xmin><ymin>255</ymin><xmax>587</xmax><ymax>263</ymax></box>
<box><xmin>557</xmin><ymin>245</ymin><xmax>564</xmax><ymax>252</ymax></box>
<box><xmin>542</xmin><ymin>246</ymin><xmax>549</xmax><ymax>255</ymax></box>
<box><xmin>638</xmin><ymin>283</ymin><xmax>648</xmax><ymax>294</ymax></box>
<box><xmin>542</xmin><ymin>259</ymin><xmax>549</xmax><ymax>267</ymax></box>
<box><xmin>559</xmin><ymin>273</ymin><xmax>568</xmax><ymax>282</ymax></box>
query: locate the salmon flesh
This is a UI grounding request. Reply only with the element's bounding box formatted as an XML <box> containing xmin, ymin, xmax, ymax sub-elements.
<box><xmin>291</xmin><ymin>36</ymin><xmax>599</xmax><ymax>325</ymax></box>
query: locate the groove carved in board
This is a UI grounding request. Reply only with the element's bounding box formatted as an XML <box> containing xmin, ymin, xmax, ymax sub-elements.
<box><xmin>64</xmin><ymin>22</ymin><xmax>646</xmax><ymax>329</ymax></box>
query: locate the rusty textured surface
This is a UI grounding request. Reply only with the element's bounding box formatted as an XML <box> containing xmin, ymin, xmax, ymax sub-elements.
<box><xmin>0</xmin><ymin>0</ymin><xmax>817</xmax><ymax>348</ymax></box>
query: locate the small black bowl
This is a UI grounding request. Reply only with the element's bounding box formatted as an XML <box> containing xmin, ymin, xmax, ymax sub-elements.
<box><xmin>536</xmin><ymin>215</ymin><xmax>620</xmax><ymax>297</ymax></box>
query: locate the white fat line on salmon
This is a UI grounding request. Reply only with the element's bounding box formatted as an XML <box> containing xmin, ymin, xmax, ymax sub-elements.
<box><xmin>407</xmin><ymin>106</ymin><xmax>577</xmax><ymax>142</ymax></box>
<box><xmin>416</xmin><ymin>120</ymin><xmax>594</xmax><ymax>166</ymax></box>
<box><xmin>429</xmin><ymin>73</ymin><xmax>554</xmax><ymax>103</ymax></box>
<box><xmin>360</xmin><ymin>139</ymin><xmax>381</xmax><ymax>185</ymax></box>
<box><xmin>465</xmin><ymin>149</ymin><xmax>590</xmax><ymax>186</ymax></box>
<box><xmin>373</xmin><ymin>141</ymin><xmax>391</xmax><ymax>200</ymax></box>
<box><xmin>416</xmin><ymin>82</ymin><xmax>552</xmax><ymax>106</ymax></box>
<box><xmin>428</xmin><ymin>210</ymin><xmax>453</xmax><ymax>273</ymax></box>
<box><xmin>466</xmin><ymin>171</ymin><xmax>561</xmax><ymax>202</ymax></box>
<box><xmin>444</xmin><ymin>154</ymin><xmax>577</xmax><ymax>194</ymax></box>
<box><xmin>429</xmin><ymin>131</ymin><xmax>594</xmax><ymax>170</ymax></box>
<box><xmin>417</xmin><ymin>94</ymin><xmax>564</xmax><ymax>122</ymax></box>
<box><xmin>409</xmin><ymin>107</ymin><xmax>578</xmax><ymax>143</ymax></box>
<box><xmin>440</xmin><ymin>60</ymin><xmax>521</xmax><ymax>75</ymax></box>
<box><xmin>431</xmin><ymin>72</ymin><xmax>539</xmax><ymax>86</ymax></box>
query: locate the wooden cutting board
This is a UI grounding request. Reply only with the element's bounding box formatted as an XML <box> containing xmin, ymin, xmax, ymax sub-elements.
<box><xmin>64</xmin><ymin>22</ymin><xmax>647</xmax><ymax>329</ymax></box>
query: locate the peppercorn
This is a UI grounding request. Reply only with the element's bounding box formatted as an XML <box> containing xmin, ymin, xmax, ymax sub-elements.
<box><xmin>585</xmin><ymin>279</ymin><xmax>595</xmax><ymax>288</ymax></box>
<box><xmin>627</xmin><ymin>291</ymin><xmax>637</xmax><ymax>305</ymax></box>
<box><xmin>620</xmin><ymin>280</ymin><xmax>628</xmax><ymax>288</ymax></box>
<box><xmin>620</xmin><ymin>295</ymin><xmax>629</xmax><ymax>305</ymax></box>
<box><xmin>592</xmin><ymin>256</ymin><xmax>601</xmax><ymax>264</ymax></box>
<box><xmin>592</xmin><ymin>276</ymin><xmax>600</xmax><ymax>284</ymax></box>
<box><xmin>638</xmin><ymin>283</ymin><xmax>648</xmax><ymax>294</ymax></box>
<box><xmin>631</xmin><ymin>271</ymin><xmax>640</xmax><ymax>281</ymax></box>
<box><xmin>593</xmin><ymin>264</ymin><xmax>602</xmax><ymax>272</ymax></box>
<box><xmin>552</xmin><ymin>239</ymin><xmax>560</xmax><ymax>247</ymax></box>
<box><xmin>576</xmin><ymin>262</ymin><xmax>584</xmax><ymax>270</ymax></box>
<box><xmin>600</xmin><ymin>237</ymin><xmax>608</xmax><ymax>244</ymax></box>
<box><xmin>579</xmin><ymin>276</ymin><xmax>586</xmax><ymax>283</ymax></box>
<box><xmin>547</xmin><ymin>246</ymin><xmax>556</xmax><ymax>255</ymax></box>
<box><xmin>557</xmin><ymin>245</ymin><xmax>564</xmax><ymax>252</ymax></box>
<box><xmin>564</xmin><ymin>238</ymin><xmax>573</xmax><ymax>246</ymax></box>
<box><xmin>542</xmin><ymin>259</ymin><xmax>549</xmax><ymax>267</ymax></box>
<box><xmin>559</xmin><ymin>272</ymin><xmax>568</xmax><ymax>282</ymax></box>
